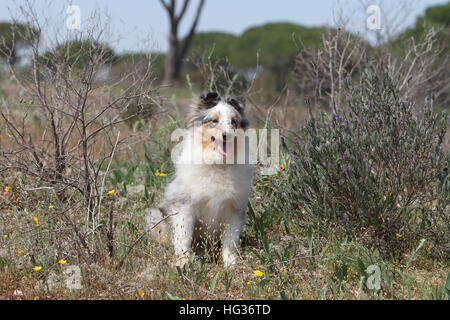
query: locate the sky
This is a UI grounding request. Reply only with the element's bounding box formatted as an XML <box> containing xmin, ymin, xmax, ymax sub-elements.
<box><xmin>0</xmin><ymin>0</ymin><xmax>448</xmax><ymax>54</ymax></box>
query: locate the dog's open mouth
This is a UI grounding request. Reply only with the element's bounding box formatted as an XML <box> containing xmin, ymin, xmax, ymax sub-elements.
<box><xmin>211</xmin><ymin>136</ymin><xmax>229</xmax><ymax>156</ymax></box>
<box><xmin>217</xmin><ymin>141</ymin><xmax>228</xmax><ymax>156</ymax></box>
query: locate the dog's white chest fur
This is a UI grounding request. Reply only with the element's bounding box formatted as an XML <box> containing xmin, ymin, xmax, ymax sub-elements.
<box><xmin>147</xmin><ymin>162</ymin><xmax>254</xmax><ymax>266</ymax></box>
<box><xmin>173</xmin><ymin>163</ymin><xmax>253</xmax><ymax>227</ymax></box>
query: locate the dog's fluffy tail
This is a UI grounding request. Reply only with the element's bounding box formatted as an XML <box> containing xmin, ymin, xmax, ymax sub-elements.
<box><xmin>145</xmin><ymin>208</ymin><xmax>169</xmax><ymax>245</ymax></box>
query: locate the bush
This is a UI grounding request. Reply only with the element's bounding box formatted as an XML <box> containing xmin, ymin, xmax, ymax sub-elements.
<box><xmin>278</xmin><ymin>60</ymin><xmax>449</xmax><ymax>259</ymax></box>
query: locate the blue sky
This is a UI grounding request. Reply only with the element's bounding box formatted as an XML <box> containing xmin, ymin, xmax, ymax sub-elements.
<box><xmin>0</xmin><ymin>0</ymin><xmax>448</xmax><ymax>53</ymax></box>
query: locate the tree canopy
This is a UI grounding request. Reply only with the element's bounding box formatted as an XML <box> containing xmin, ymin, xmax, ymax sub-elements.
<box><xmin>394</xmin><ymin>2</ymin><xmax>450</xmax><ymax>42</ymax></box>
<box><xmin>421</xmin><ymin>2</ymin><xmax>450</xmax><ymax>27</ymax></box>
<box><xmin>230</xmin><ymin>23</ymin><xmax>326</xmax><ymax>70</ymax></box>
<box><xmin>0</xmin><ymin>22</ymin><xmax>39</xmax><ymax>64</ymax></box>
<box><xmin>183</xmin><ymin>23</ymin><xmax>329</xmax><ymax>92</ymax></box>
<box><xmin>40</xmin><ymin>40</ymin><xmax>116</xmax><ymax>70</ymax></box>
<box><xmin>187</xmin><ymin>32</ymin><xmax>238</xmax><ymax>61</ymax></box>
<box><xmin>187</xmin><ymin>23</ymin><xmax>326</xmax><ymax>71</ymax></box>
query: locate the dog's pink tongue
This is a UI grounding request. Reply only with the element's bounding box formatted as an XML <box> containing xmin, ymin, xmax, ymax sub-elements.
<box><xmin>218</xmin><ymin>143</ymin><xmax>228</xmax><ymax>155</ymax></box>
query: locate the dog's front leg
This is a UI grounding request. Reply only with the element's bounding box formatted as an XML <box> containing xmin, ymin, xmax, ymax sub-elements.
<box><xmin>222</xmin><ymin>214</ymin><xmax>245</xmax><ymax>267</ymax></box>
<box><xmin>171</xmin><ymin>212</ymin><xmax>194</xmax><ymax>267</ymax></box>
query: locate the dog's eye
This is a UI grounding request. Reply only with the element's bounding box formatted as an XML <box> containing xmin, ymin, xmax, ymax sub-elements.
<box><xmin>212</xmin><ymin>119</ymin><xmax>218</xmax><ymax>123</ymax></box>
<box><xmin>231</xmin><ymin>119</ymin><xmax>237</xmax><ymax>127</ymax></box>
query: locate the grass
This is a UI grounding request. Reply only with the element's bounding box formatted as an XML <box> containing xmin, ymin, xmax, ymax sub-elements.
<box><xmin>0</xmin><ymin>132</ymin><xmax>448</xmax><ymax>300</ymax></box>
<box><xmin>0</xmin><ymin>81</ymin><xmax>448</xmax><ymax>300</ymax></box>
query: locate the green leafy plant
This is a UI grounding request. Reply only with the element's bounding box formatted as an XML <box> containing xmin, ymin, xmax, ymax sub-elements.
<box><xmin>279</xmin><ymin>59</ymin><xmax>449</xmax><ymax>259</ymax></box>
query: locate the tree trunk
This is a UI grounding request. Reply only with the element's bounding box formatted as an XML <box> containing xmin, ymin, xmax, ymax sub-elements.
<box><xmin>163</xmin><ymin>26</ymin><xmax>180</xmax><ymax>86</ymax></box>
<box><xmin>160</xmin><ymin>0</ymin><xmax>206</xmax><ymax>86</ymax></box>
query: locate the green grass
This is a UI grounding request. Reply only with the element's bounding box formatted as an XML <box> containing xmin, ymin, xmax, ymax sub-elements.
<box><xmin>0</xmin><ymin>140</ymin><xmax>448</xmax><ymax>300</ymax></box>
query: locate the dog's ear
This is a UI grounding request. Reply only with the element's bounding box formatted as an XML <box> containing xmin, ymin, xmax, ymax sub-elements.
<box><xmin>227</xmin><ymin>96</ymin><xmax>246</xmax><ymax>114</ymax></box>
<box><xmin>228</xmin><ymin>96</ymin><xmax>249</xmax><ymax>129</ymax></box>
<box><xmin>240</xmin><ymin>117</ymin><xmax>250</xmax><ymax>130</ymax></box>
<box><xmin>198</xmin><ymin>92</ymin><xmax>220</xmax><ymax>109</ymax></box>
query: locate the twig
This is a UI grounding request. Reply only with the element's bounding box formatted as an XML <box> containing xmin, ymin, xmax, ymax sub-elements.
<box><xmin>116</xmin><ymin>212</ymin><xmax>179</xmax><ymax>269</ymax></box>
<box><xmin>97</xmin><ymin>130</ymin><xmax>120</xmax><ymax>223</ymax></box>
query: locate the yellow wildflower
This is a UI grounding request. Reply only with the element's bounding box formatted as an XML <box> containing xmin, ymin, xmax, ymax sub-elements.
<box><xmin>395</xmin><ymin>233</ymin><xmax>402</xmax><ymax>238</ymax></box>
<box><xmin>49</xmin><ymin>205</ymin><xmax>54</xmax><ymax>209</ymax></box>
<box><xmin>4</xmin><ymin>186</ymin><xmax>10</xmax><ymax>192</ymax></box>
<box><xmin>58</xmin><ymin>259</ymin><xmax>67</xmax><ymax>265</ymax></box>
<box><xmin>246</xmin><ymin>281</ymin><xmax>252</xmax><ymax>286</ymax></box>
<box><xmin>138</xmin><ymin>289</ymin><xmax>145</xmax><ymax>297</ymax></box>
<box><xmin>108</xmin><ymin>189</ymin><xmax>115</xmax><ymax>195</ymax></box>
<box><xmin>159</xmin><ymin>173</ymin><xmax>167</xmax><ymax>177</ymax></box>
<box><xmin>252</xmin><ymin>270</ymin><xmax>264</xmax><ymax>277</ymax></box>
<box><xmin>33</xmin><ymin>216</ymin><xmax>39</xmax><ymax>223</ymax></box>
<box><xmin>17</xmin><ymin>250</ymin><xmax>23</xmax><ymax>254</ymax></box>
<box><xmin>280</xmin><ymin>164</ymin><xmax>285</xmax><ymax>171</ymax></box>
<box><xmin>3</xmin><ymin>234</ymin><xmax>7</xmax><ymax>239</ymax></box>
<box><xmin>33</xmin><ymin>266</ymin><xmax>42</xmax><ymax>271</ymax></box>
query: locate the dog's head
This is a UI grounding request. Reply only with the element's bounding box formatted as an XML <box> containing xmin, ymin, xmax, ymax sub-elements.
<box><xmin>188</xmin><ymin>92</ymin><xmax>249</xmax><ymax>162</ymax></box>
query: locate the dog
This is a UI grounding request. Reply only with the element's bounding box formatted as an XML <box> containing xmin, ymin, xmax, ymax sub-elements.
<box><xmin>146</xmin><ymin>92</ymin><xmax>254</xmax><ymax>267</ymax></box>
